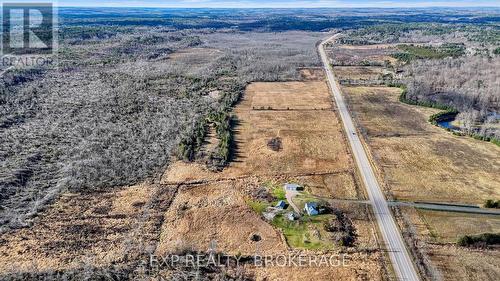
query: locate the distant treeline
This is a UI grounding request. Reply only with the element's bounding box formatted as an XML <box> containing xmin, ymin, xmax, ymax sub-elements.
<box><xmin>58</xmin><ymin>8</ymin><xmax>500</xmax><ymax>32</ymax></box>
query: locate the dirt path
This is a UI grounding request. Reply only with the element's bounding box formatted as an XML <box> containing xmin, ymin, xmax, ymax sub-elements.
<box><xmin>284</xmin><ymin>186</ymin><xmax>301</xmax><ymax>214</ymax></box>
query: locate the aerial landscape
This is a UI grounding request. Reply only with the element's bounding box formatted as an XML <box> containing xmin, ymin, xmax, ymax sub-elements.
<box><xmin>0</xmin><ymin>1</ymin><xmax>499</xmax><ymax>280</ymax></box>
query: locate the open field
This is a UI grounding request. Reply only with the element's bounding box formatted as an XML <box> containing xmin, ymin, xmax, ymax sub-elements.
<box><xmin>398</xmin><ymin>207</ymin><xmax>500</xmax><ymax>280</ymax></box>
<box><xmin>333</xmin><ymin>66</ymin><xmax>387</xmax><ymax>81</ymax></box>
<box><xmin>326</xmin><ymin>44</ymin><xmax>397</xmax><ymax>66</ymax></box>
<box><xmin>0</xmin><ymin>184</ymin><xmax>177</xmax><ymax>273</ymax></box>
<box><xmin>246</xmin><ymin>82</ymin><xmax>333</xmax><ymax>110</ymax></box>
<box><xmin>298</xmin><ymin>67</ymin><xmax>326</xmax><ymax>81</ymax></box>
<box><xmin>417</xmin><ymin>210</ymin><xmax>500</xmax><ymax>244</ymax></box>
<box><xmin>0</xmin><ymin>75</ymin><xmax>387</xmax><ymax>280</ymax></box>
<box><xmin>156</xmin><ymin>180</ymin><xmax>287</xmax><ymax>256</ymax></box>
<box><xmin>248</xmin><ymin>253</ymin><xmax>387</xmax><ymax>281</ymax></box>
<box><xmin>292</xmin><ymin>173</ymin><xmax>362</xmax><ymax>200</ymax></box>
<box><xmin>162</xmin><ymin>81</ymin><xmax>355</xmax><ymax>185</ymax></box>
<box><xmin>154</xmin><ymin>79</ymin><xmax>389</xmax><ymax>279</ymax></box>
<box><xmin>342</xmin><ymin>86</ymin><xmax>500</xmax><ymax>204</ymax></box>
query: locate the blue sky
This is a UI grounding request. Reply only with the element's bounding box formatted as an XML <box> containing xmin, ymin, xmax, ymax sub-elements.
<box><xmin>47</xmin><ymin>1</ymin><xmax>500</xmax><ymax>8</ymax></box>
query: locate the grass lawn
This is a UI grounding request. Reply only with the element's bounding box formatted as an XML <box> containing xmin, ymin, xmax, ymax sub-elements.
<box><xmin>247</xmin><ymin>200</ymin><xmax>271</xmax><ymax>214</ymax></box>
<box><xmin>272</xmin><ymin>186</ymin><xmax>286</xmax><ymax>201</ymax></box>
<box><xmin>272</xmin><ymin>214</ymin><xmax>334</xmax><ymax>250</ymax></box>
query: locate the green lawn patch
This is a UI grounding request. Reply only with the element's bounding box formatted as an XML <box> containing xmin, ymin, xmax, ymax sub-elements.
<box><xmin>272</xmin><ymin>214</ymin><xmax>333</xmax><ymax>250</ymax></box>
<box><xmin>272</xmin><ymin>187</ymin><xmax>286</xmax><ymax>201</ymax></box>
<box><xmin>246</xmin><ymin>200</ymin><xmax>270</xmax><ymax>214</ymax></box>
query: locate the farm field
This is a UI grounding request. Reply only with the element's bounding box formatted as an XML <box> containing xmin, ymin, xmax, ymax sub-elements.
<box><xmin>157</xmin><ymin>76</ymin><xmax>389</xmax><ymax>278</ymax></box>
<box><xmin>417</xmin><ymin>210</ymin><xmax>500</xmax><ymax>244</ymax></box>
<box><xmin>0</xmin><ymin>68</ymin><xmax>389</xmax><ymax>279</ymax></box>
<box><xmin>333</xmin><ymin>66</ymin><xmax>387</xmax><ymax>81</ymax></box>
<box><xmin>162</xmin><ymin>80</ymin><xmax>355</xmax><ymax>185</ymax></box>
<box><xmin>398</xmin><ymin>207</ymin><xmax>500</xmax><ymax>280</ymax></box>
<box><xmin>326</xmin><ymin>44</ymin><xmax>397</xmax><ymax>66</ymax></box>
<box><xmin>341</xmin><ymin>85</ymin><xmax>500</xmax><ymax>204</ymax></box>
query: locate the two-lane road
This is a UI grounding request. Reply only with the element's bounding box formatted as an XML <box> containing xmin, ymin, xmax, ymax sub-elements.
<box><xmin>319</xmin><ymin>35</ymin><xmax>420</xmax><ymax>281</ymax></box>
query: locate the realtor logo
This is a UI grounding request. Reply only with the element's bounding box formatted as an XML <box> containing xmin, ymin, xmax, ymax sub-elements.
<box><xmin>1</xmin><ymin>2</ymin><xmax>55</xmax><ymax>55</ymax></box>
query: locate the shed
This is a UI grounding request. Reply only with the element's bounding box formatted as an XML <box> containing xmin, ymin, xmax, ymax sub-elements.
<box><xmin>304</xmin><ymin>202</ymin><xmax>319</xmax><ymax>216</ymax></box>
<box><xmin>287</xmin><ymin>212</ymin><xmax>299</xmax><ymax>221</ymax></box>
<box><xmin>285</xmin><ymin>183</ymin><xmax>303</xmax><ymax>191</ymax></box>
<box><xmin>275</xmin><ymin>200</ymin><xmax>287</xmax><ymax>209</ymax></box>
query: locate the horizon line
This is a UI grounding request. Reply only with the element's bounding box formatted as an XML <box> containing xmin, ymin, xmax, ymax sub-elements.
<box><xmin>55</xmin><ymin>5</ymin><xmax>500</xmax><ymax>9</ymax></box>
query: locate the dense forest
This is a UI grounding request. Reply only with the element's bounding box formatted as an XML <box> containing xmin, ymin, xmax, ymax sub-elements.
<box><xmin>404</xmin><ymin>56</ymin><xmax>499</xmax><ymax>139</ymax></box>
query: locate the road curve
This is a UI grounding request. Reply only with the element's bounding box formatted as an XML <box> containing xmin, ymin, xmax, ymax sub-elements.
<box><xmin>319</xmin><ymin>35</ymin><xmax>420</xmax><ymax>281</ymax></box>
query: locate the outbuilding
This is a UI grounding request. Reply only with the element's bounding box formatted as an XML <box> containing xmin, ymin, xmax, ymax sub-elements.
<box><xmin>276</xmin><ymin>200</ymin><xmax>288</xmax><ymax>209</ymax></box>
<box><xmin>287</xmin><ymin>212</ymin><xmax>299</xmax><ymax>221</ymax></box>
<box><xmin>285</xmin><ymin>183</ymin><xmax>303</xmax><ymax>191</ymax></box>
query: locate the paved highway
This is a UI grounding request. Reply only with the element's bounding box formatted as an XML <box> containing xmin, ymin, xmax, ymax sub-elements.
<box><xmin>319</xmin><ymin>35</ymin><xmax>420</xmax><ymax>281</ymax></box>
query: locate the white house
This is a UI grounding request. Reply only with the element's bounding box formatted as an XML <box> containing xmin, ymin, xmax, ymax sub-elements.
<box><xmin>304</xmin><ymin>202</ymin><xmax>319</xmax><ymax>216</ymax></box>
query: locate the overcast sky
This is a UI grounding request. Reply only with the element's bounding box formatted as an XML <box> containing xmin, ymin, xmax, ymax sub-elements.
<box><xmin>49</xmin><ymin>0</ymin><xmax>500</xmax><ymax>8</ymax></box>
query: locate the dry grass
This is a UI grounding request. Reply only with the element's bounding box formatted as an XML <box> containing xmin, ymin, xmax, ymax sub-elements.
<box><xmin>0</xmin><ymin>78</ymin><xmax>389</xmax><ymax>279</ymax></box>
<box><xmin>156</xmin><ymin>180</ymin><xmax>287</xmax><ymax>256</ymax></box>
<box><xmin>246</xmin><ymin>82</ymin><xmax>333</xmax><ymax>110</ymax></box>
<box><xmin>333</xmin><ymin>66</ymin><xmax>386</xmax><ymax>80</ymax></box>
<box><xmin>342</xmin><ymin>85</ymin><xmax>500</xmax><ymax>203</ymax></box>
<box><xmin>163</xmin><ymin>81</ymin><xmax>354</xmax><ymax>184</ymax></box>
<box><xmin>292</xmin><ymin>173</ymin><xmax>363</xmax><ymax>200</ymax></box>
<box><xmin>426</xmin><ymin>244</ymin><xmax>500</xmax><ymax>280</ymax></box>
<box><xmin>417</xmin><ymin>210</ymin><xmax>500</xmax><ymax>244</ymax></box>
<box><xmin>327</xmin><ymin>44</ymin><xmax>397</xmax><ymax>66</ymax></box>
<box><xmin>0</xmin><ymin>183</ymin><xmax>176</xmax><ymax>273</ymax></box>
<box><xmin>224</xmin><ymin>82</ymin><xmax>352</xmax><ymax>178</ymax></box>
<box><xmin>400</xmin><ymin>207</ymin><xmax>500</xmax><ymax>281</ymax></box>
<box><xmin>248</xmin><ymin>251</ymin><xmax>386</xmax><ymax>281</ymax></box>
<box><xmin>298</xmin><ymin>67</ymin><xmax>326</xmax><ymax>81</ymax></box>
<box><xmin>167</xmin><ymin>47</ymin><xmax>224</xmax><ymax>75</ymax></box>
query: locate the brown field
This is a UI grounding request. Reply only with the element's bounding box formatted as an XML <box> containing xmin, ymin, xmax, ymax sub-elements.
<box><xmin>168</xmin><ymin>47</ymin><xmax>223</xmax><ymax>65</ymax></box>
<box><xmin>417</xmin><ymin>210</ymin><xmax>500</xmax><ymax>244</ymax></box>
<box><xmin>333</xmin><ymin>66</ymin><xmax>386</xmax><ymax>80</ymax></box>
<box><xmin>163</xmin><ymin>81</ymin><xmax>355</xmax><ymax>185</ymax></box>
<box><xmin>427</xmin><ymin>244</ymin><xmax>500</xmax><ymax>281</ymax></box>
<box><xmin>156</xmin><ymin>179</ymin><xmax>288</xmax><ymax>256</ymax></box>
<box><xmin>398</xmin><ymin>207</ymin><xmax>500</xmax><ymax>280</ymax></box>
<box><xmin>157</xmin><ymin>80</ymin><xmax>389</xmax><ymax>279</ymax></box>
<box><xmin>298</xmin><ymin>67</ymin><xmax>326</xmax><ymax>81</ymax></box>
<box><xmin>0</xmin><ymin>78</ymin><xmax>391</xmax><ymax>279</ymax></box>
<box><xmin>292</xmin><ymin>173</ymin><xmax>363</xmax><ymax>200</ymax></box>
<box><xmin>342</xmin><ymin>86</ymin><xmax>500</xmax><ymax>204</ymax></box>
<box><xmin>0</xmin><ymin>183</ymin><xmax>176</xmax><ymax>273</ymax></box>
<box><xmin>225</xmin><ymin>81</ymin><xmax>351</xmax><ymax>178</ymax></box>
<box><xmin>246</xmin><ymin>81</ymin><xmax>333</xmax><ymax>110</ymax></box>
<box><xmin>247</xmin><ymin>251</ymin><xmax>387</xmax><ymax>281</ymax></box>
<box><xmin>326</xmin><ymin>44</ymin><xmax>397</xmax><ymax>66</ymax></box>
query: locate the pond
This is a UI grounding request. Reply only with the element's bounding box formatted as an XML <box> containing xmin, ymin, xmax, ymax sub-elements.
<box><xmin>437</xmin><ymin>119</ymin><xmax>460</xmax><ymax>131</ymax></box>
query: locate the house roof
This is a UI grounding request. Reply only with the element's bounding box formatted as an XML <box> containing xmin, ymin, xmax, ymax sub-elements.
<box><xmin>276</xmin><ymin>200</ymin><xmax>287</xmax><ymax>208</ymax></box>
<box><xmin>304</xmin><ymin>202</ymin><xmax>318</xmax><ymax>208</ymax></box>
<box><xmin>285</xmin><ymin>183</ymin><xmax>302</xmax><ymax>189</ymax></box>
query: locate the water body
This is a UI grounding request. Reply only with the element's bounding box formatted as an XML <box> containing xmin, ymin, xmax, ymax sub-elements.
<box><xmin>437</xmin><ymin>119</ymin><xmax>460</xmax><ymax>131</ymax></box>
